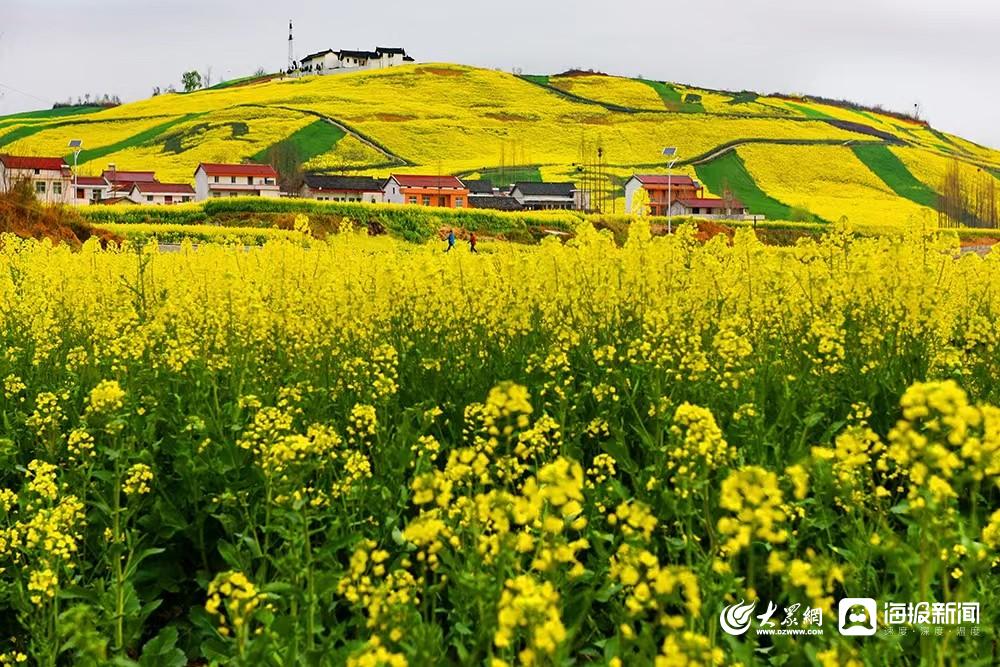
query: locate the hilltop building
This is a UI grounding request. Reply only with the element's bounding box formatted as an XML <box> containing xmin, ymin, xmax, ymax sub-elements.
<box><xmin>300</xmin><ymin>174</ymin><xmax>384</xmax><ymax>202</ymax></box>
<box><xmin>624</xmin><ymin>174</ymin><xmax>705</xmax><ymax>217</ymax></box>
<box><xmin>194</xmin><ymin>163</ymin><xmax>279</xmax><ymax>200</ymax></box>
<box><xmin>0</xmin><ymin>155</ymin><xmax>72</xmax><ymax>204</ymax></box>
<box><xmin>297</xmin><ymin>47</ymin><xmax>413</xmax><ymax>76</ymax></box>
<box><xmin>383</xmin><ymin>175</ymin><xmax>469</xmax><ymax>208</ymax></box>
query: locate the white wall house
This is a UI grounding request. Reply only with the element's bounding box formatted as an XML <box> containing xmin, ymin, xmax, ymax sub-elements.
<box><xmin>70</xmin><ymin>176</ymin><xmax>110</xmax><ymax>205</ymax></box>
<box><xmin>0</xmin><ymin>155</ymin><xmax>72</xmax><ymax>204</ymax></box>
<box><xmin>668</xmin><ymin>197</ymin><xmax>753</xmax><ymax>220</ymax></box>
<box><xmin>300</xmin><ymin>174</ymin><xmax>384</xmax><ymax>202</ymax></box>
<box><xmin>296</xmin><ymin>47</ymin><xmax>413</xmax><ymax>76</ymax></box>
<box><xmin>127</xmin><ymin>182</ymin><xmax>196</xmax><ymax>205</ymax></box>
<box><xmin>510</xmin><ymin>182</ymin><xmax>587</xmax><ymax>211</ymax></box>
<box><xmin>194</xmin><ymin>163</ymin><xmax>280</xmax><ymax>200</ymax></box>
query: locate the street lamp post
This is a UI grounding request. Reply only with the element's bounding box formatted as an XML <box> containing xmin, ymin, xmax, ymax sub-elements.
<box><xmin>68</xmin><ymin>139</ymin><xmax>82</xmax><ymax>204</ymax></box>
<box><xmin>662</xmin><ymin>147</ymin><xmax>678</xmax><ymax>233</ymax></box>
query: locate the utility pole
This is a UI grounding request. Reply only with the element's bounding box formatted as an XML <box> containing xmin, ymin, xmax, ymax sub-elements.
<box><xmin>287</xmin><ymin>20</ymin><xmax>294</xmax><ymax>73</ymax></box>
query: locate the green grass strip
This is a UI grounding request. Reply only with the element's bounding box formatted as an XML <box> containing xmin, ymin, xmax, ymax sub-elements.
<box><xmin>0</xmin><ymin>106</ymin><xmax>103</xmax><ymax>121</ymax></box>
<box><xmin>520</xmin><ymin>74</ymin><xmax>550</xmax><ymax>86</ymax></box>
<box><xmin>784</xmin><ymin>101</ymin><xmax>835</xmax><ymax>120</ymax></box>
<box><xmin>0</xmin><ymin>122</ymin><xmax>53</xmax><ymax>148</ymax></box>
<box><xmin>694</xmin><ymin>150</ymin><xmax>821</xmax><ymax>222</ymax></box>
<box><xmin>252</xmin><ymin>118</ymin><xmax>345</xmax><ymax>163</ymax></box>
<box><xmin>639</xmin><ymin>80</ymin><xmax>704</xmax><ymax>113</ymax></box>
<box><xmin>474</xmin><ymin>166</ymin><xmax>542</xmax><ymax>186</ymax></box>
<box><xmin>851</xmin><ymin>144</ymin><xmax>938</xmax><ymax>208</ymax></box>
<box><xmin>63</xmin><ymin>114</ymin><xmax>202</xmax><ymax>165</ymax></box>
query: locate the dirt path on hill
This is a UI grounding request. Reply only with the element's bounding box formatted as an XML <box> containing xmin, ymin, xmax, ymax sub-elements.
<box><xmin>241</xmin><ymin>104</ymin><xmax>413</xmax><ymax>167</ymax></box>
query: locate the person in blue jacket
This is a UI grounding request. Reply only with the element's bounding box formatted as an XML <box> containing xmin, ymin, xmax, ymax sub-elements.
<box><xmin>446</xmin><ymin>229</ymin><xmax>456</xmax><ymax>252</ymax></box>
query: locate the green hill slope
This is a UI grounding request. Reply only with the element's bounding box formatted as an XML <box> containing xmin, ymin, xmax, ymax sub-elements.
<box><xmin>1</xmin><ymin>63</ymin><xmax>997</xmax><ymax>225</ymax></box>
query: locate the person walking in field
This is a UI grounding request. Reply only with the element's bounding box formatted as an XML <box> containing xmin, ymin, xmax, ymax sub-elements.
<box><xmin>446</xmin><ymin>229</ymin><xmax>456</xmax><ymax>252</ymax></box>
<box><xmin>469</xmin><ymin>232</ymin><xmax>478</xmax><ymax>253</ymax></box>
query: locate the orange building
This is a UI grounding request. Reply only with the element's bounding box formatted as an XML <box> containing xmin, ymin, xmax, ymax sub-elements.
<box><xmin>383</xmin><ymin>174</ymin><xmax>470</xmax><ymax>208</ymax></box>
<box><xmin>625</xmin><ymin>174</ymin><xmax>704</xmax><ymax>216</ymax></box>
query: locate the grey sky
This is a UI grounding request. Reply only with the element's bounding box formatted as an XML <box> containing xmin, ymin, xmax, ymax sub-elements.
<box><xmin>1</xmin><ymin>0</ymin><xmax>998</xmax><ymax>148</ymax></box>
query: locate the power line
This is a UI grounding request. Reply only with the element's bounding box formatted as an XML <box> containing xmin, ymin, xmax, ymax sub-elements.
<box><xmin>0</xmin><ymin>81</ymin><xmax>53</xmax><ymax>107</ymax></box>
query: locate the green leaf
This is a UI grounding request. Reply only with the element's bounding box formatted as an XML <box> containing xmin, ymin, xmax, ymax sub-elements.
<box><xmin>139</xmin><ymin>626</ymin><xmax>186</xmax><ymax>667</ymax></box>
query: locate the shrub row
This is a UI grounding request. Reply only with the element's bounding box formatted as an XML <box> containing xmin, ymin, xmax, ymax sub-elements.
<box><xmin>84</xmin><ymin>198</ymin><xmax>580</xmax><ymax>243</ymax></box>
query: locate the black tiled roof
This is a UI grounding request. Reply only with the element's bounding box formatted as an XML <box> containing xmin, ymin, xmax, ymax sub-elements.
<box><xmin>376</xmin><ymin>47</ymin><xmax>407</xmax><ymax>55</ymax></box>
<box><xmin>462</xmin><ymin>179</ymin><xmax>495</xmax><ymax>194</ymax></box>
<box><xmin>338</xmin><ymin>50</ymin><xmax>380</xmax><ymax>60</ymax></box>
<box><xmin>469</xmin><ymin>195</ymin><xmax>523</xmax><ymax>211</ymax></box>
<box><xmin>303</xmin><ymin>174</ymin><xmax>383</xmax><ymax>191</ymax></box>
<box><xmin>513</xmin><ymin>182</ymin><xmax>576</xmax><ymax>197</ymax></box>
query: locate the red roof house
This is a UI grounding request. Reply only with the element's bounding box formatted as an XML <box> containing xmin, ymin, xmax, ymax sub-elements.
<box><xmin>625</xmin><ymin>173</ymin><xmax>705</xmax><ymax>216</ymax></box>
<box><xmin>128</xmin><ymin>181</ymin><xmax>196</xmax><ymax>205</ymax></box>
<box><xmin>0</xmin><ymin>154</ymin><xmax>72</xmax><ymax>203</ymax></box>
<box><xmin>383</xmin><ymin>174</ymin><xmax>470</xmax><ymax>208</ymax></box>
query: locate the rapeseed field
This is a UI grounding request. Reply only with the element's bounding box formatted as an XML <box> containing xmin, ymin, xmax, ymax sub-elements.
<box><xmin>0</xmin><ymin>222</ymin><xmax>997</xmax><ymax>665</ymax></box>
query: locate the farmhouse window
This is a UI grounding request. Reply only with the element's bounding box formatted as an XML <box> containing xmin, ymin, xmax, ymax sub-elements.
<box><xmin>35</xmin><ymin>182</ymin><xmax>46</xmax><ymax>194</ymax></box>
<box><xmin>422</xmin><ymin>196</ymin><xmax>431</xmax><ymax>206</ymax></box>
<box><xmin>146</xmin><ymin>195</ymin><xmax>153</xmax><ymax>202</ymax></box>
<box><xmin>455</xmin><ymin>197</ymin><xmax>464</xmax><ymax>208</ymax></box>
<box><xmin>407</xmin><ymin>196</ymin><xmax>417</xmax><ymax>204</ymax></box>
<box><xmin>53</xmin><ymin>182</ymin><xmax>62</xmax><ymax>195</ymax></box>
<box><xmin>214</xmin><ymin>176</ymin><xmax>219</xmax><ymax>183</ymax></box>
<box><xmin>77</xmin><ymin>188</ymin><xmax>85</xmax><ymax>199</ymax></box>
<box><xmin>231</xmin><ymin>177</ymin><xmax>237</xmax><ymax>184</ymax></box>
<box><xmin>247</xmin><ymin>177</ymin><xmax>254</xmax><ymax>185</ymax></box>
<box><xmin>165</xmin><ymin>196</ymin><xmax>173</xmax><ymax>204</ymax></box>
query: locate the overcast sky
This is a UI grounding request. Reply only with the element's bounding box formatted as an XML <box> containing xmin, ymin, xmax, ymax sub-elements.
<box><xmin>1</xmin><ymin>0</ymin><xmax>997</xmax><ymax>148</ymax></box>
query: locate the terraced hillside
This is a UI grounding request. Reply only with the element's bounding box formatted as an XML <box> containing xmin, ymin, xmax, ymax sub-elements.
<box><xmin>2</xmin><ymin>64</ymin><xmax>998</xmax><ymax>225</ymax></box>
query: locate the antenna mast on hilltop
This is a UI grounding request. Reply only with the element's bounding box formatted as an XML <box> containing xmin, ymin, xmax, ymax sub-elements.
<box><xmin>287</xmin><ymin>20</ymin><xmax>294</xmax><ymax>72</ymax></box>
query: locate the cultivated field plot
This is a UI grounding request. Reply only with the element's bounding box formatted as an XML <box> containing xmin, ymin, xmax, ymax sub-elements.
<box><xmin>0</xmin><ymin>226</ymin><xmax>997</xmax><ymax>665</ymax></box>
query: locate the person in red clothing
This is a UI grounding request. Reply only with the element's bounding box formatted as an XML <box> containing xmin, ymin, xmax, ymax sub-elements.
<box><xmin>469</xmin><ymin>232</ymin><xmax>478</xmax><ymax>253</ymax></box>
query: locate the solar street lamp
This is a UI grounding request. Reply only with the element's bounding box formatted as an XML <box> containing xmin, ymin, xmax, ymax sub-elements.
<box><xmin>68</xmin><ymin>139</ymin><xmax>82</xmax><ymax>203</ymax></box>
<box><xmin>662</xmin><ymin>147</ymin><xmax>679</xmax><ymax>233</ymax></box>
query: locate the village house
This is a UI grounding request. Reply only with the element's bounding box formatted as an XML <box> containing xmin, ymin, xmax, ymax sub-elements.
<box><xmin>383</xmin><ymin>175</ymin><xmax>469</xmax><ymax>208</ymax></box>
<box><xmin>127</xmin><ymin>181</ymin><xmax>196</xmax><ymax>205</ymax></box>
<box><xmin>300</xmin><ymin>174</ymin><xmax>384</xmax><ymax>202</ymax></box>
<box><xmin>72</xmin><ymin>176</ymin><xmax>111</xmax><ymax>204</ymax></box>
<box><xmin>509</xmin><ymin>182</ymin><xmax>585</xmax><ymax>211</ymax></box>
<box><xmin>462</xmin><ymin>179</ymin><xmax>496</xmax><ymax>198</ymax></box>
<box><xmin>103</xmin><ymin>166</ymin><xmax>158</xmax><ymax>199</ymax></box>
<box><xmin>0</xmin><ymin>155</ymin><xmax>72</xmax><ymax>204</ymax></box>
<box><xmin>298</xmin><ymin>47</ymin><xmax>413</xmax><ymax>76</ymax></box>
<box><xmin>469</xmin><ymin>195</ymin><xmax>523</xmax><ymax>211</ymax></box>
<box><xmin>194</xmin><ymin>163</ymin><xmax>279</xmax><ymax>200</ymax></box>
<box><xmin>669</xmin><ymin>197</ymin><xmax>750</xmax><ymax>219</ymax></box>
<box><xmin>462</xmin><ymin>178</ymin><xmax>523</xmax><ymax>210</ymax></box>
<box><xmin>624</xmin><ymin>174</ymin><xmax>704</xmax><ymax>216</ymax></box>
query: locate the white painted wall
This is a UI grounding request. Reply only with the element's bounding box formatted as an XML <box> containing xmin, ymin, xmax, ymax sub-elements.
<box><xmin>0</xmin><ymin>165</ymin><xmax>71</xmax><ymax>203</ymax></box>
<box><xmin>624</xmin><ymin>177</ymin><xmax>641</xmax><ymax>214</ymax></box>
<box><xmin>382</xmin><ymin>178</ymin><xmax>404</xmax><ymax>204</ymax></box>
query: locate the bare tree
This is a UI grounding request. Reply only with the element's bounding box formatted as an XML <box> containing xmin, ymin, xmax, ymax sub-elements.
<box><xmin>202</xmin><ymin>65</ymin><xmax>213</xmax><ymax>88</ymax></box>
